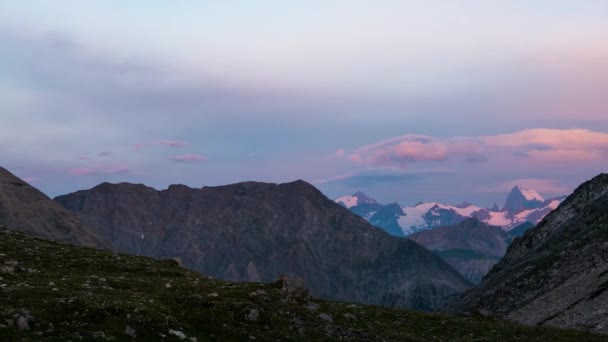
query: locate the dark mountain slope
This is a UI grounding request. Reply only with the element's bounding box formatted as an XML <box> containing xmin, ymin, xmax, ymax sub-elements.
<box><xmin>409</xmin><ymin>219</ymin><xmax>509</xmax><ymax>283</ymax></box>
<box><xmin>1</xmin><ymin>228</ymin><xmax>604</xmax><ymax>341</ymax></box>
<box><xmin>0</xmin><ymin>167</ymin><xmax>106</xmax><ymax>249</ymax></box>
<box><xmin>447</xmin><ymin>174</ymin><xmax>608</xmax><ymax>335</ymax></box>
<box><xmin>55</xmin><ymin>180</ymin><xmax>471</xmax><ymax>311</ymax></box>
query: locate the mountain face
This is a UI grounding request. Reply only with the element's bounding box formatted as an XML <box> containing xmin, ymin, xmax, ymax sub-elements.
<box><xmin>409</xmin><ymin>219</ymin><xmax>509</xmax><ymax>284</ymax></box>
<box><xmin>502</xmin><ymin>186</ymin><xmax>544</xmax><ymax>213</ymax></box>
<box><xmin>336</xmin><ymin>187</ymin><xmax>562</xmax><ymax>236</ymax></box>
<box><xmin>446</xmin><ymin>174</ymin><xmax>608</xmax><ymax>335</ymax></box>
<box><xmin>0</xmin><ymin>167</ymin><xmax>106</xmax><ymax>249</ymax></box>
<box><xmin>55</xmin><ymin>180</ymin><xmax>471</xmax><ymax>311</ymax></box>
<box><xmin>507</xmin><ymin>221</ymin><xmax>535</xmax><ymax>239</ymax></box>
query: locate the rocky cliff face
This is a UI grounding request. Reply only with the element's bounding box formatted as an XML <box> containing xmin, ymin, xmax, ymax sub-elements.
<box><xmin>447</xmin><ymin>174</ymin><xmax>608</xmax><ymax>334</ymax></box>
<box><xmin>409</xmin><ymin>219</ymin><xmax>509</xmax><ymax>283</ymax></box>
<box><xmin>55</xmin><ymin>180</ymin><xmax>471</xmax><ymax>311</ymax></box>
<box><xmin>0</xmin><ymin>167</ymin><xmax>107</xmax><ymax>249</ymax></box>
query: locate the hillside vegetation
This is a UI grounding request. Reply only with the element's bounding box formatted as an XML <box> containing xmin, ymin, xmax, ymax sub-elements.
<box><xmin>1</xmin><ymin>228</ymin><xmax>606</xmax><ymax>341</ymax></box>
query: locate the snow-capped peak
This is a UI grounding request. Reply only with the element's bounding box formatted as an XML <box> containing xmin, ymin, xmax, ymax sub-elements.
<box><xmin>335</xmin><ymin>191</ymin><xmax>378</xmax><ymax>208</ymax></box>
<box><xmin>335</xmin><ymin>195</ymin><xmax>359</xmax><ymax>208</ymax></box>
<box><xmin>514</xmin><ymin>186</ymin><xmax>544</xmax><ymax>202</ymax></box>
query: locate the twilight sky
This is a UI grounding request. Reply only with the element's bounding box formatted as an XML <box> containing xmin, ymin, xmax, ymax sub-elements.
<box><xmin>1</xmin><ymin>1</ymin><xmax>607</xmax><ymax>206</ymax></box>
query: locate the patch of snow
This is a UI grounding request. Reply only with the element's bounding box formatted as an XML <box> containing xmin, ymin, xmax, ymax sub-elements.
<box><xmin>548</xmin><ymin>199</ymin><xmax>560</xmax><ymax>210</ymax></box>
<box><xmin>517</xmin><ymin>186</ymin><xmax>544</xmax><ymax>202</ymax></box>
<box><xmin>335</xmin><ymin>196</ymin><xmax>358</xmax><ymax>208</ymax></box>
<box><xmin>486</xmin><ymin>211</ymin><xmax>511</xmax><ymax>227</ymax></box>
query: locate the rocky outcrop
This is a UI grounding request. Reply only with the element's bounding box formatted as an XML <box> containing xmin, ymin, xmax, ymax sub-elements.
<box><xmin>446</xmin><ymin>174</ymin><xmax>608</xmax><ymax>335</ymax></box>
<box><xmin>409</xmin><ymin>219</ymin><xmax>509</xmax><ymax>283</ymax></box>
<box><xmin>0</xmin><ymin>167</ymin><xmax>107</xmax><ymax>249</ymax></box>
<box><xmin>55</xmin><ymin>180</ymin><xmax>471</xmax><ymax>311</ymax></box>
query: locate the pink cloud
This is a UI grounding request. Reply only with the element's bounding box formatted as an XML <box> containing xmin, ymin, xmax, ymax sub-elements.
<box><xmin>22</xmin><ymin>177</ymin><xmax>41</xmax><ymax>183</ymax></box>
<box><xmin>169</xmin><ymin>154</ymin><xmax>207</xmax><ymax>163</ymax></box>
<box><xmin>346</xmin><ymin>135</ymin><xmax>448</xmax><ymax>167</ymax></box>
<box><xmin>341</xmin><ymin>128</ymin><xmax>608</xmax><ymax>168</ymax></box>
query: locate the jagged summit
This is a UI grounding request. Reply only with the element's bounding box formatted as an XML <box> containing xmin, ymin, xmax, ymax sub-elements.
<box><xmin>337</xmin><ymin>184</ymin><xmax>561</xmax><ymax>235</ymax></box>
<box><xmin>335</xmin><ymin>191</ymin><xmax>378</xmax><ymax>208</ymax></box>
<box><xmin>502</xmin><ymin>185</ymin><xmax>545</xmax><ymax>213</ymax></box>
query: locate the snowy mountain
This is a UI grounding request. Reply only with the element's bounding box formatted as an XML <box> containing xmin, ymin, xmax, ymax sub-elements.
<box><xmin>335</xmin><ymin>187</ymin><xmax>564</xmax><ymax>236</ymax></box>
<box><xmin>502</xmin><ymin>186</ymin><xmax>545</xmax><ymax>213</ymax></box>
<box><xmin>336</xmin><ymin>191</ymin><xmax>379</xmax><ymax>208</ymax></box>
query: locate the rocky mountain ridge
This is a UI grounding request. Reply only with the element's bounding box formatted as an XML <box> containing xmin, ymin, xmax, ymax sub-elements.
<box><xmin>55</xmin><ymin>180</ymin><xmax>472</xmax><ymax>311</ymax></box>
<box><xmin>0</xmin><ymin>167</ymin><xmax>107</xmax><ymax>249</ymax></box>
<box><xmin>446</xmin><ymin>174</ymin><xmax>608</xmax><ymax>335</ymax></box>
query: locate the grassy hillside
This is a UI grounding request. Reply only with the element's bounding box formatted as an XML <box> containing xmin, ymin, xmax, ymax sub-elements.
<box><xmin>0</xmin><ymin>227</ymin><xmax>605</xmax><ymax>341</ymax></box>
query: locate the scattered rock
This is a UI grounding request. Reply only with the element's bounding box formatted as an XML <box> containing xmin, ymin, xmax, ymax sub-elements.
<box><xmin>278</xmin><ymin>275</ymin><xmax>309</xmax><ymax>298</ymax></box>
<box><xmin>208</xmin><ymin>292</ymin><xmax>219</xmax><ymax>298</ymax></box>
<box><xmin>171</xmin><ymin>257</ymin><xmax>183</xmax><ymax>267</ymax></box>
<box><xmin>125</xmin><ymin>325</ymin><xmax>137</xmax><ymax>338</ymax></box>
<box><xmin>165</xmin><ymin>283</ymin><xmax>172</xmax><ymax>289</ymax></box>
<box><xmin>343</xmin><ymin>313</ymin><xmax>356</xmax><ymax>320</ymax></box>
<box><xmin>245</xmin><ymin>308</ymin><xmax>259</xmax><ymax>321</ymax></box>
<box><xmin>319</xmin><ymin>313</ymin><xmax>333</xmax><ymax>323</ymax></box>
<box><xmin>306</xmin><ymin>302</ymin><xmax>319</xmax><ymax>312</ymax></box>
<box><xmin>476</xmin><ymin>309</ymin><xmax>491</xmax><ymax>317</ymax></box>
<box><xmin>16</xmin><ymin>316</ymin><xmax>29</xmax><ymax>331</ymax></box>
<box><xmin>169</xmin><ymin>329</ymin><xmax>187</xmax><ymax>340</ymax></box>
<box><xmin>1</xmin><ymin>260</ymin><xmax>18</xmax><ymax>273</ymax></box>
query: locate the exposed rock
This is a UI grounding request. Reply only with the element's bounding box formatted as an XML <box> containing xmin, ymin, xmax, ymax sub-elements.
<box><xmin>245</xmin><ymin>308</ymin><xmax>259</xmax><ymax>321</ymax></box>
<box><xmin>1</xmin><ymin>260</ymin><xmax>18</xmax><ymax>273</ymax></box>
<box><xmin>55</xmin><ymin>180</ymin><xmax>471</xmax><ymax>311</ymax></box>
<box><xmin>171</xmin><ymin>257</ymin><xmax>183</xmax><ymax>267</ymax></box>
<box><xmin>0</xmin><ymin>167</ymin><xmax>107</xmax><ymax>249</ymax></box>
<box><xmin>447</xmin><ymin>174</ymin><xmax>608</xmax><ymax>335</ymax></box>
<box><xmin>16</xmin><ymin>316</ymin><xmax>29</xmax><ymax>331</ymax></box>
<box><xmin>319</xmin><ymin>313</ymin><xmax>333</xmax><ymax>323</ymax></box>
<box><xmin>409</xmin><ymin>218</ymin><xmax>509</xmax><ymax>283</ymax></box>
<box><xmin>124</xmin><ymin>325</ymin><xmax>137</xmax><ymax>338</ymax></box>
<box><xmin>169</xmin><ymin>329</ymin><xmax>187</xmax><ymax>340</ymax></box>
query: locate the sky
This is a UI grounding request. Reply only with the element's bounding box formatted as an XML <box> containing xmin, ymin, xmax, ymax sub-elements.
<box><xmin>1</xmin><ymin>1</ymin><xmax>607</xmax><ymax>207</ymax></box>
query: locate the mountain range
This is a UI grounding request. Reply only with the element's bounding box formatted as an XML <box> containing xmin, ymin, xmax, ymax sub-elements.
<box><xmin>54</xmin><ymin>180</ymin><xmax>471</xmax><ymax>311</ymax></box>
<box><xmin>336</xmin><ymin>186</ymin><xmax>563</xmax><ymax>236</ymax></box>
<box><xmin>2</xmin><ymin>164</ymin><xmax>608</xmax><ymax>338</ymax></box>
